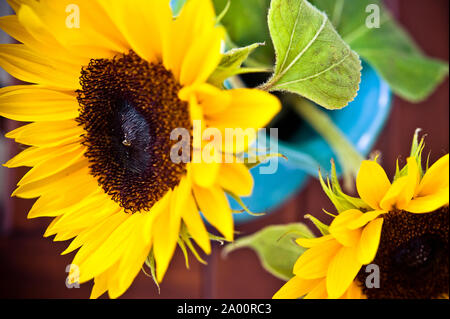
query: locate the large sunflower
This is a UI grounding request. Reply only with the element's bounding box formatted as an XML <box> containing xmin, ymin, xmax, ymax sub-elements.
<box><xmin>273</xmin><ymin>133</ymin><xmax>449</xmax><ymax>299</ymax></box>
<box><xmin>0</xmin><ymin>0</ymin><xmax>280</xmax><ymax>298</ymax></box>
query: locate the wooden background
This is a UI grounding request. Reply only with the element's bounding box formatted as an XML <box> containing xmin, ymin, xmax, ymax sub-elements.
<box><xmin>0</xmin><ymin>0</ymin><xmax>448</xmax><ymax>299</ymax></box>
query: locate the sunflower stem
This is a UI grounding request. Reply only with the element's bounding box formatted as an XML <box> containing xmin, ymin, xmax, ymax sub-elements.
<box><xmin>290</xmin><ymin>96</ymin><xmax>365</xmax><ymax>192</ymax></box>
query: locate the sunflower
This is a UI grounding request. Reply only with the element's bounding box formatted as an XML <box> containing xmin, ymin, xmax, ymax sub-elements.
<box><xmin>273</xmin><ymin>132</ymin><xmax>449</xmax><ymax>299</ymax></box>
<box><xmin>0</xmin><ymin>0</ymin><xmax>281</xmax><ymax>298</ymax></box>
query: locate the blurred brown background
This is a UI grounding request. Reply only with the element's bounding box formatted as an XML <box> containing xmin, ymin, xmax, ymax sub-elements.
<box><xmin>0</xmin><ymin>0</ymin><xmax>448</xmax><ymax>299</ymax></box>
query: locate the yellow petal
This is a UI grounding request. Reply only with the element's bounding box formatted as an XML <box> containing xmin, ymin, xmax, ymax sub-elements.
<box><xmin>77</xmin><ymin>213</ymin><xmax>142</xmax><ymax>283</ymax></box>
<box><xmin>192</xmin><ymin>161</ymin><xmax>220</xmax><ymax>188</ymax></box>
<box><xmin>342</xmin><ymin>281</ymin><xmax>364</xmax><ymax>299</ymax></box>
<box><xmin>65</xmin><ymin>211</ymin><xmax>128</xmax><ymax>258</ymax></box>
<box><xmin>356</xmin><ymin>218</ymin><xmax>383</xmax><ymax>265</ymax></box>
<box><xmin>326</xmin><ymin>246</ymin><xmax>363</xmax><ymax>299</ymax></box>
<box><xmin>4</xmin><ymin>144</ymin><xmax>80</xmax><ymax>168</ymax></box>
<box><xmin>295</xmin><ymin>235</ymin><xmax>334</xmax><ymax>248</ymax></box>
<box><xmin>329</xmin><ymin>210</ymin><xmax>363</xmax><ymax>247</ymax></box>
<box><xmin>183</xmin><ymin>194</ymin><xmax>211</xmax><ymax>255</ymax></box>
<box><xmin>273</xmin><ymin>276</ymin><xmax>322</xmax><ymax>299</ymax></box>
<box><xmin>6</xmin><ymin>120</ymin><xmax>82</xmax><ymax>147</ymax></box>
<box><xmin>206</xmin><ymin>89</ymin><xmax>281</xmax><ymax>131</ymax></box>
<box><xmin>33</xmin><ymin>0</ymin><xmax>127</xmax><ymax>56</ymax></box>
<box><xmin>193</xmin><ymin>184</ymin><xmax>234</xmax><ymax>241</ymax></box>
<box><xmin>13</xmin><ymin>159</ymin><xmax>89</xmax><ymax>199</ymax></box>
<box><xmin>17</xmin><ymin>144</ymin><xmax>85</xmax><ymax>185</ymax></box>
<box><xmin>47</xmin><ymin>194</ymin><xmax>119</xmax><ymax>235</ymax></box>
<box><xmin>346</xmin><ymin>210</ymin><xmax>385</xmax><ymax>230</ymax></box>
<box><xmin>53</xmin><ymin>228</ymin><xmax>83</xmax><ymax>242</ymax></box>
<box><xmin>112</xmin><ymin>214</ymin><xmax>154</xmax><ymax>299</ymax></box>
<box><xmin>90</xmin><ymin>272</ymin><xmax>108</xmax><ymax>299</ymax></box>
<box><xmin>293</xmin><ymin>239</ymin><xmax>341</xmax><ymax>279</ymax></box>
<box><xmin>170</xmin><ymin>176</ymin><xmax>191</xmax><ymax>242</ymax></box>
<box><xmin>380</xmin><ymin>157</ymin><xmax>419</xmax><ymax>211</ymax></box>
<box><xmin>15</xmin><ymin>5</ymin><xmax>88</xmax><ymax>65</ymax></box>
<box><xmin>180</xmin><ymin>26</ymin><xmax>224</xmax><ymax>86</ymax></box>
<box><xmin>181</xmin><ymin>83</ymin><xmax>232</xmax><ymax>116</ymax></box>
<box><xmin>99</xmin><ymin>0</ymin><xmax>171</xmax><ymax>63</ymax></box>
<box><xmin>0</xmin><ymin>86</ymin><xmax>79</xmax><ymax>122</ymax></box>
<box><xmin>405</xmin><ymin>187</ymin><xmax>450</xmax><ymax>213</ymax></box>
<box><xmin>356</xmin><ymin>160</ymin><xmax>391</xmax><ymax>210</ymax></box>
<box><xmin>217</xmin><ymin>163</ymin><xmax>254</xmax><ymax>197</ymax></box>
<box><xmin>0</xmin><ymin>44</ymin><xmax>80</xmax><ymax>89</ymax></box>
<box><xmin>163</xmin><ymin>0</ymin><xmax>216</xmax><ymax>79</ymax></box>
<box><xmin>0</xmin><ymin>15</ymin><xmax>76</xmax><ymax>65</ymax></box>
<box><xmin>30</xmin><ymin>189</ymin><xmax>103</xmax><ymax>222</ymax></box>
<box><xmin>417</xmin><ymin>154</ymin><xmax>449</xmax><ymax>197</ymax></box>
<box><xmin>304</xmin><ymin>279</ymin><xmax>327</xmax><ymax>299</ymax></box>
<box><xmin>165</xmin><ymin>176</ymin><xmax>192</xmax><ymax>264</ymax></box>
<box><xmin>152</xmin><ymin>191</ymin><xmax>180</xmax><ymax>282</ymax></box>
<box><xmin>5</xmin><ymin>0</ymin><xmax>20</xmax><ymax>13</ymax></box>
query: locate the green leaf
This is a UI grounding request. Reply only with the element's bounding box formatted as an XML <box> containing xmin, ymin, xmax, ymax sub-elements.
<box><xmin>263</xmin><ymin>0</ymin><xmax>362</xmax><ymax>109</ymax></box>
<box><xmin>310</xmin><ymin>0</ymin><xmax>449</xmax><ymax>102</ymax></box>
<box><xmin>208</xmin><ymin>43</ymin><xmax>269</xmax><ymax>87</ymax></box>
<box><xmin>213</xmin><ymin>0</ymin><xmax>274</xmax><ymax>67</ymax></box>
<box><xmin>223</xmin><ymin>223</ymin><xmax>313</xmax><ymax>281</ymax></box>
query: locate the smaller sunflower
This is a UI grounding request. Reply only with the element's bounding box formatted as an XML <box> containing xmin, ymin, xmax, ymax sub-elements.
<box><xmin>273</xmin><ymin>131</ymin><xmax>449</xmax><ymax>299</ymax></box>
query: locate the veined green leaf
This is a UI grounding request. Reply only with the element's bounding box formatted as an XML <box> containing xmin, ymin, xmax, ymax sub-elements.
<box><xmin>263</xmin><ymin>0</ymin><xmax>362</xmax><ymax>109</ymax></box>
<box><xmin>208</xmin><ymin>43</ymin><xmax>269</xmax><ymax>87</ymax></box>
<box><xmin>223</xmin><ymin>223</ymin><xmax>313</xmax><ymax>281</ymax></box>
<box><xmin>310</xmin><ymin>0</ymin><xmax>449</xmax><ymax>102</ymax></box>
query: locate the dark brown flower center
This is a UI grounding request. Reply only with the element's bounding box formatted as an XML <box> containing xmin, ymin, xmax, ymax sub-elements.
<box><xmin>357</xmin><ymin>206</ymin><xmax>449</xmax><ymax>299</ymax></box>
<box><xmin>76</xmin><ymin>51</ymin><xmax>191</xmax><ymax>213</ymax></box>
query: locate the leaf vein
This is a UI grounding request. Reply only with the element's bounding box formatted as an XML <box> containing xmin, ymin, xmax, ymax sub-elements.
<box><xmin>274</xmin><ymin>50</ymin><xmax>352</xmax><ymax>87</ymax></box>
<box><xmin>277</xmin><ymin>11</ymin><xmax>328</xmax><ymax>79</ymax></box>
<box><xmin>278</xmin><ymin>0</ymin><xmax>304</xmax><ymax>72</ymax></box>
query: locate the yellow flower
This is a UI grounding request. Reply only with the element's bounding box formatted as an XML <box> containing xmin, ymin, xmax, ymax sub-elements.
<box><xmin>274</xmin><ymin>137</ymin><xmax>449</xmax><ymax>299</ymax></box>
<box><xmin>0</xmin><ymin>0</ymin><xmax>280</xmax><ymax>298</ymax></box>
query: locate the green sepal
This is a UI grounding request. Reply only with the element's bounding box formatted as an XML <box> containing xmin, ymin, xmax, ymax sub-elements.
<box><xmin>318</xmin><ymin>160</ymin><xmax>370</xmax><ymax>213</ymax></box>
<box><xmin>179</xmin><ymin>223</ymin><xmax>207</xmax><ymax>265</ymax></box>
<box><xmin>225</xmin><ymin>189</ymin><xmax>265</xmax><ymax>217</ymax></box>
<box><xmin>394</xmin><ymin>129</ymin><xmax>426</xmax><ymax>181</ymax></box>
<box><xmin>215</xmin><ymin>0</ymin><xmax>231</xmax><ymax>24</ymax></box>
<box><xmin>304</xmin><ymin>214</ymin><xmax>329</xmax><ymax>235</ymax></box>
<box><xmin>143</xmin><ymin>250</ymin><xmax>160</xmax><ymax>293</ymax></box>
<box><xmin>208</xmin><ymin>43</ymin><xmax>270</xmax><ymax>87</ymax></box>
<box><xmin>244</xmin><ymin>152</ymin><xmax>287</xmax><ymax>170</ymax></box>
